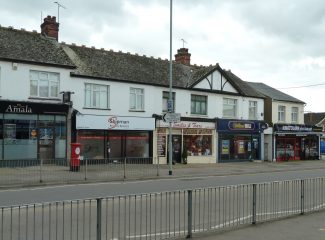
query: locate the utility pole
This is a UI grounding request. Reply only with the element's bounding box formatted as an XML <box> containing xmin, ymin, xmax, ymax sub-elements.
<box><xmin>168</xmin><ymin>0</ymin><xmax>173</xmax><ymax>175</ymax></box>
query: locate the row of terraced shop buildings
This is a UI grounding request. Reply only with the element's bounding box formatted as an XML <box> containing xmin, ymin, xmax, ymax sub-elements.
<box><xmin>0</xmin><ymin>16</ymin><xmax>324</xmax><ymax>165</ymax></box>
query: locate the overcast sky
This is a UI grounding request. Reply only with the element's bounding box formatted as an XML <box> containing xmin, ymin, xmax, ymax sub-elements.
<box><xmin>1</xmin><ymin>0</ymin><xmax>325</xmax><ymax>112</ymax></box>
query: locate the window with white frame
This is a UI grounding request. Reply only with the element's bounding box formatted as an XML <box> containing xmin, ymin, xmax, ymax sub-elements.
<box><xmin>162</xmin><ymin>91</ymin><xmax>175</xmax><ymax>112</ymax></box>
<box><xmin>278</xmin><ymin>105</ymin><xmax>286</xmax><ymax>122</ymax></box>
<box><xmin>191</xmin><ymin>94</ymin><xmax>207</xmax><ymax>115</ymax></box>
<box><xmin>223</xmin><ymin>98</ymin><xmax>237</xmax><ymax>118</ymax></box>
<box><xmin>130</xmin><ymin>87</ymin><xmax>144</xmax><ymax>111</ymax></box>
<box><xmin>84</xmin><ymin>83</ymin><xmax>109</xmax><ymax>109</ymax></box>
<box><xmin>30</xmin><ymin>70</ymin><xmax>60</xmax><ymax>98</ymax></box>
<box><xmin>249</xmin><ymin>101</ymin><xmax>257</xmax><ymax>119</ymax></box>
<box><xmin>291</xmin><ymin>107</ymin><xmax>298</xmax><ymax>123</ymax></box>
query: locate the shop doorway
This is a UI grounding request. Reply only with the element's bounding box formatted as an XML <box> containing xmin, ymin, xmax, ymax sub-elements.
<box><xmin>38</xmin><ymin>127</ymin><xmax>54</xmax><ymax>162</ymax></box>
<box><xmin>167</xmin><ymin>135</ymin><xmax>182</xmax><ymax>164</ymax></box>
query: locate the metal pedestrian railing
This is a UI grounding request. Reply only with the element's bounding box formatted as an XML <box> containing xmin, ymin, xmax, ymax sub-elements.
<box><xmin>0</xmin><ymin>157</ymin><xmax>163</xmax><ymax>187</ymax></box>
<box><xmin>1</xmin><ymin>177</ymin><xmax>325</xmax><ymax>239</ymax></box>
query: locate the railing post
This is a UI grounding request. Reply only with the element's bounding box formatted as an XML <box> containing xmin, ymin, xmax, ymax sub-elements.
<box><xmin>301</xmin><ymin>179</ymin><xmax>305</xmax><ymax>215</ymax></box>
<box><xmin>252</xmin><ymin>184</ymin><xmax>257</xmax><ymax>224</ymax></box>
<box><xmin>39</xmin><ymin>156</ymin><xmax>43</xmax><ymax>183</ymax></box>
<box><xmin>123</xmin><ymin>157</ymin><xmax>126</xmax><ymax>180</ymax></box>
<box><xmin>97</xmin><ymin>198</ymin><xmax>102</xmax><ymax>240</ymax></box>
<box><xmin>186</xmin><ymin>190</ymin><xmax>193</xmax><ymax>238</ymax></box>
<box><xmin>156</xmin><ymin>157</ymin><xmax>160</xmax><ymax>177</ymax></box>
<box><xmin>85</xmin><ymin>157</ymin><xmax>88</xmax><ymax>181</ymax></box>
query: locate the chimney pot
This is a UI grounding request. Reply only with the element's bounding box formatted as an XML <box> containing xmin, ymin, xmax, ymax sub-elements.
<box><xmin>175</xmin><ymin>48</ymin><xmax>191</xmax><ymax>65</ymax></box>
<box><xmin>40</xmin><ymin>15</ymin><xmax>59</xmax><ymax>41</ymax></box>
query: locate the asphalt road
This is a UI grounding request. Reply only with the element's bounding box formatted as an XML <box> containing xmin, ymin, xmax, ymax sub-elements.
<box><xmin>2</xmin><ymin>167</ymin><xmax>325</xmax><ymax>206</ymax></box>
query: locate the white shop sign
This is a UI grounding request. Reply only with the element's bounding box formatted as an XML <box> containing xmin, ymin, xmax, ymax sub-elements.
<box><xmin>77</xmin><ymin>115</ymin><xmax>155</xmax><ymax>130</ymax></box>
<box><xmin>158</xmin><ymin>120</ymin><xmax>215</xmax><ymax>129</ymax></box>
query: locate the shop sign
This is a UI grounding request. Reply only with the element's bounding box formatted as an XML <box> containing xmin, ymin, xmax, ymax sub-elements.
<box><xmin>158</xmin><ymin>120</ymin><xmax>215</xmax><ymax>129</ymax></box>
<box><xmin>228</xmin><ymin>121</ymin><xmax>255</xmax><ymax>130</ymax></box>
<box><xmin>217</xmin><ymin>119</ymin><xmax>266</xmax><ymax>132</ymax></box>
<box><xmin>275</xmin><ymin>124</ymin><xmax>322</xmax><ymax>132</ymax></box>
<box><xmin>0</xmin><ymin>100</ymin><xmax>68</xmax><ymax>114</ymax></box>
<box><xmin>76</xmin><ymin>115</ymin><xmax>155</xmax><ymax>130</ymax></box>
<box><xmin>6</xmin><ymin>103</ymin><xmax>32</xmax><ymax>113</ymax></box>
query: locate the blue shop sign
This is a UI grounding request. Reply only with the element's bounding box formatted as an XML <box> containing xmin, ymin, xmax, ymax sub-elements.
<box><xmin>274</xmin><ymin>124</ymin><xmax>322</xmax><ymax>132</ymax></box>
<box><xmin>217</xmin><ymin>119</ymin><xmax>267</xmax><ymax>133</ymax></box>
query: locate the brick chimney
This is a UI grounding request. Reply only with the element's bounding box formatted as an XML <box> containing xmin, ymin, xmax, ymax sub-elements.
<box><xmin>41</xmin><ymin>16</ymin><xmax>59</xmax><ymax>41</ymax></box>
<box><xmin>175</xmin><ymin>48</ymin><xmax>191</xmax><ymax>65</ymax></box>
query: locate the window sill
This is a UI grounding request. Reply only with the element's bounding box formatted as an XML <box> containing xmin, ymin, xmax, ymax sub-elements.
<box><xmin>129</xmin><ymin>110</ymin><xmax>145</xmax><ymax>112</ymax></box>
<box><xmin>28</xmin><ymin>97</ymin><xmax>61</xmax><ymax>101</ymax></box>
<box><xmin>83</xmin><ymin>107</ymin><xmax>111</xmax><ymax>110</ymax></box>
<box><xmin>190</xmin><ymin>114</ymin><xmax>208</xmax><ymax>117</ymax></box>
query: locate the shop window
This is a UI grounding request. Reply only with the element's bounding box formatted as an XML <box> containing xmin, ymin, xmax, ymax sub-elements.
<box><xmin>183</xmin><ymin>129</ymin><xmax>212</xmax><ymax>156</ymax></box>
<box><xmin>219</xmin><ymin>134</ymin><xmax>259</xmax><ymax>161</ymax></box>
<box><xmin>130</xmin><ymin>88</ymin><xmax>144</xmax><ymax>111</ymax></box>
<box><xmin>162</xmin><ymin>91</ymin><xmax>175</xmax><ymax>112</ymax></box>
<box><xmin>30</xmin><ymin>70</ymin><xmax>60</xmax><ymax>98</ymax></box>
<box><xmin>249</xmin><ymin>101</ymin><xmax>257</xmax><ymax>119</ymax></box>
<box><xmin>191</xmin><ymin>94</ymin><xmax>207</xmax><ymax>115</ymax></box>
<box><xmin>278</xmin><ymin>105</ymin><xmax>286</xmax><ymax>122</ymax></box>
<box><xmin>291</xmin><ymin>107</ymin><xmax>298</xmax><ymax>123</ymax></box>
<box><xmin>77</xmin><ymin>130</ymin><xmax>105</xmax><ymax>160</ymax></box>
<box><xmin>84</xmin><ymin>83</ymin><xmax>109</xmax><ymax>109</ymax></box>
<box><xmin>3</xmin><ymin>114</ymin><xmax>37</xmax><ymax>160</ymax></box>
<box><xmin>223</xmin><ymin>98</ymin><xmax>237</xmax><ymax>118</ymax></box>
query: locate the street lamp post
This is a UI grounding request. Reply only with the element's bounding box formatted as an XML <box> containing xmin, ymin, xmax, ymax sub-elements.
<box><xmin>168</xmin><ymin>0</ymin><xmax>173</xmax><ymax>175</ymax></box>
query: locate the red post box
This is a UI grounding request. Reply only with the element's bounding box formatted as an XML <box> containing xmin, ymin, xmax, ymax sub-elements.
<box><xmin>70</xmin><ymin>143</ymin><xmax>81</xmax><ymax>171</ymax></box>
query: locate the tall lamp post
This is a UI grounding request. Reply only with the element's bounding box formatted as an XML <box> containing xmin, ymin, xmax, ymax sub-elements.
<box><xmin>168</xmin><ymin>0</ymin><xmax>173</xmax><ymax>175</ymax></box>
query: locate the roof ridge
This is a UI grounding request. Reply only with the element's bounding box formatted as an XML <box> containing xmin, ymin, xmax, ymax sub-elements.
<box><xmin>0</xmin><ymin>25</ymin><xmax>39</xmax><ymax>35</ymax></box>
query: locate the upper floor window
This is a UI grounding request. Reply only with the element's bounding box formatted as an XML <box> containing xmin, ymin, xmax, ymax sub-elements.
<box><xmin>162</xmin><ymin>91</ymin><xmax>175</xmax><ymax>112</ymax></box>
<box><xmin>30</xmin><ymin>70</ymin><xmax>59</xmax><ymax>98</ymax></box>
<box><xmin>84</xmin><ymin>83</ymin><xmax>109</xmax><ymax>109</ymax></box>
<box><xmin>278</xmin><ymin>105</ymin><xmax>286</xmax><ymax>122</ymax></box>
<box><xmin>249</xmin><ymin>101</ymin><xmax>257</xmax><ymax>119</ymax></box>
<box><xmin>223</xmin><ymin>98</ymin><xmax>237</xmax><ymax>118</ymax></box>
<box><xmin>130</xmin><ymin>87</ymin><xmax>144</xmax><ymax>111</ymax></box>
<box><xmin>291</xmin><ymin>107</ymin><xmax>298</xmax><ymax>123</ymax></box>
<box><xmin>191</xmin><ymin>94</ymin><xmax>207</xmax><ymax>115</ymax></box>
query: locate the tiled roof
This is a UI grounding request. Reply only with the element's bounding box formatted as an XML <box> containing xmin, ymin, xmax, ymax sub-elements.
<box><xmin>0</xmin><ymin>26</ymin><xmax>75</xmax><ymax>68</ymax></box>
<box><xmin>304</xmin><ymin>112</ymin><xmax>325</xmax><ymax>125</ymax></box>
<box><xmin>0</xmin><ymin>25</ymin><xmax>283</xmax><ymax>100</ymax></box>
<box><xmin>247</xmin><ymin>82</ymin><xmax>305</xmax><ymax>104</ymax></box>
<box><xmin>223</xmin><ymin>71</ymin><xmax>266</xmax><ymax>98</ymax></box>
<box><xmin>64</xmin><ymin>44</ymin><xmax>196</xmax><ymax>88</ymax></box>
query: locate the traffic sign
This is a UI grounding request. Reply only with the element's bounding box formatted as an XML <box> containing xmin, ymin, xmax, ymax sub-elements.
<box><xmin>167</xmin><ymin>100</ymin><xmax>173</xmax><ymax>112</ymax></box>
<box><xmin>162</xmin><ymin>113</ymin><xmax>181</xmax><ymax>123</ymax></box>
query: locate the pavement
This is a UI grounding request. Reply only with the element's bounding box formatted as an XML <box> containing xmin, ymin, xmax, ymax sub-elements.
<box><xmin>192</xmin><ymin>210</ymin><xmax>325</xmax><ymax>240</ymax></box>
<box><xmin>172</xmin><ymin>160</ymin><xmax>325</xmax><ymax>240</ymax></box>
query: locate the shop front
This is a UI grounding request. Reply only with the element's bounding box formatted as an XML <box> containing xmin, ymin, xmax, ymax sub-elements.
<box><xmin>155</xmin><ymin>120</ymin><xmax>216</xmax><ymax>164</ymax></box>
<box><xmin>76</xmin><ymin>114</ymin><xmax>155</xmax><ymax>163</ymax></box>
<box><xmin>274</xmin><ymin>124</ymin><xmax>322</xmax><ymax>161</ymax></box>
<box><xmin>217</xmin><ymin>119</ymin><xmax>267</xmax><ymax>162</ymax></box>
<box><xmin>0</xmin><ymin>100</ymin><xmax>68</xmax><ymax>163</ymax></box>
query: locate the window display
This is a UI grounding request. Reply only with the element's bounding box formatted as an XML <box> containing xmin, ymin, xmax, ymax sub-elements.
<box><xmin>183</xmin><ymin>129</ymin><xmax>212</xmax><ymax>156</ymax></box>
